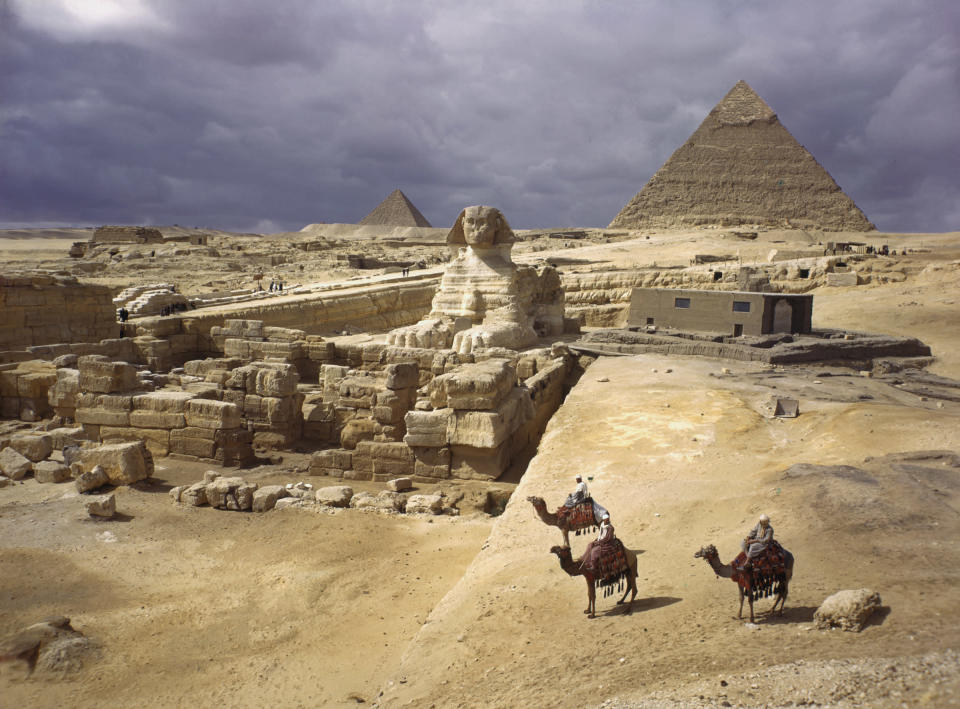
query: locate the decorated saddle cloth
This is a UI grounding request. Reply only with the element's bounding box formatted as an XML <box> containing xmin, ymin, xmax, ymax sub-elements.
<box><xmin>581</xmin><ymin>538</ymin><xmax>630</xmax><ymax>596</ymax></box>
<box><xmin>732</xmin><ymin>541</ymin><xmax>790</xmax><ymax>599</ymax></box>
<box><xmin>556</xmin><ymin>501</ymin><xmax>598</xmax><ymax>533</ymax></box>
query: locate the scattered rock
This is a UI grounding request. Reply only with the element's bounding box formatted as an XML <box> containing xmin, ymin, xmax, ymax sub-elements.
<box><xmin>406</xmin><ymin>494</ymin><xmax>443</xmax><ymax>514</ymax></box>
<box><xmin>84</xmin><ymin>493</ymin><xmax>116</xmax><ymax>518</ymax></box>
<box><xmin>77</xmin><ymin>441</ymin><xmax>153</xmax><ymax>485</ymax></box>
<box><xmin>75</xmin><ymin>464</ymin><xmax>110</xmax><ymax>493</ymax></box>
<box><xmin>0</xmin><ymin>616</ymin><xmax>96</xmax><ymax>676</ymax></box>
<box><xmin>814</xmin><ymin>588</ymin><xmax>883</xmax><ymax>631</ymax></box>
<box><xmin>387</xmin><ymin>477</ymin><xmax>413</xmax><ymax>492</ymax></box>
<box><xmin>8</xmin><ymin>433</ymin><xmax>53</xmax><ymax>462</ymax></box>
<box><xmin>317</xmin><ymin>485</ymin><xmax>354</xmax><ymax>507</ymax></box>
<box><xmin>252</xmin><ymin>484</ymin><xmax>288</xmax><ymax>512</ymax></box>
<box><xmin>0</xmin><ymin>447</ymin><xmax>32</xmax><ymax>480</ymax></box>
<box><xmin>33</xmin><ymin>460</ymin><xmax>71</xmax><ymax>484</ymax></box>
<box><xmin>181</xmin><ymin>481</ymin><xmax>208</xmax><ymax>506</ymax></box>
<box><xmin>204</xmin><ymin>476</ymin><xmax>258</xmax><ymax>510</ymax></box>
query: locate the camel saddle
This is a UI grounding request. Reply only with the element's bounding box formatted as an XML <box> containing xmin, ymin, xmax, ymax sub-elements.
<box><xmin>556</xmin><ymin>502</ymin><xmax>597</xmax><ymax>533</ymax></box>
<box><xmin>732</xmin><ymin>541</ymin><xmax>789</xmax><ymax>599</ymax></box>
<box><xmin>582</xmin><ymin>538</ymin><xmax>629</xmax><ymax>587</ymax></box>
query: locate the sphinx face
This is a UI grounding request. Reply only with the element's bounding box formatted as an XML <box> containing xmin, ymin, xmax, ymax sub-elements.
<box><xmin>461</xmin><ymin>206</ymin><xmax>501</xmax><ymax>247</ymax></box>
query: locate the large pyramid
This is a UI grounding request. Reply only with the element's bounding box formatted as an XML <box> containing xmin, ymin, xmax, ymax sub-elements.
<box><xmin>609</xmin><ymin>81</ymin><xmax>875</xmax><ymax>231</ymax></box>
<box><xmin>358</xmin><ymin>189</ymin><xmax>432</xmax><ymax>227</ymax></box>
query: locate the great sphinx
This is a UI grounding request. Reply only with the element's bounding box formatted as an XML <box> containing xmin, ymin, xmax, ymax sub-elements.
<box><xmin>387</xmin><ymin>205</ymin><xmax>564</xmax><ymax>352</ymax></box>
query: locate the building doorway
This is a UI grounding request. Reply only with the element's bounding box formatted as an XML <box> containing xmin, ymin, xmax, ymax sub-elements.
<box><xmin>773</xmin><ymin>299</ymin><xmax>793</xmax><ymax>333</ymax></box>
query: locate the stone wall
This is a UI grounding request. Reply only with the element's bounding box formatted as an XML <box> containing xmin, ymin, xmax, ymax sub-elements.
<box><xmin>0</xmin><ymin>273</ymin><xmax>117</xmax><ymax>351</ymax></box>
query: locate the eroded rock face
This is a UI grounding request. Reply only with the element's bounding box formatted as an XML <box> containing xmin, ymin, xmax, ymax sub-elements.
<box><xmin>814</xmin><ymin>589</ymin><xmax>883</xmax><ymax>631</ymax></box>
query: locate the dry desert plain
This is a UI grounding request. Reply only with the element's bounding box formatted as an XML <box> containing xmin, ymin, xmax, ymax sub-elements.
<box><xmin>1</xmin><ymin>227</ymin><xmax>960</xmax><ymax>708</ymax></box>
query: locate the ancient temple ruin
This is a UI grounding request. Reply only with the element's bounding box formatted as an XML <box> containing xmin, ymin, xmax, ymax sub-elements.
<box><xmin>609</xmin><ymin>80</ymin><xmax>876</xmax><ymax>232</ymax></box>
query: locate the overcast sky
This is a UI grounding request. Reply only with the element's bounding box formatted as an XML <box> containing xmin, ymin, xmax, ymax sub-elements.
<box><xmin>1</xmin><ymin>0</ymin><xmax>957</xmax><ymax>233</ymax></box>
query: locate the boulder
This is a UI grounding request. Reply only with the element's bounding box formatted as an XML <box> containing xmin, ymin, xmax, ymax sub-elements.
<box><xmin>252</xmin><ymin>485</ymin><xmax>288</xmax><ymax>512</ymax></box>
<box><xmin>387</xmin><ymin>477</ymin><xmax>413</xmax><ymax>492</ymax></box>
<box><xmin>429</xmin><ymin>359</ymin><xmax>517</xmax><ymax>411</ymax></box>
<box><xmin>814</xmin><ymin>589</ymin><xmax>883</xmax><ymax>631</ymax></box>
<box><xmin>77</xmin><ymin>441</ymin><xmax>153</xmax><ymax>485</ymax></box>
<box><xmin>316</xmin><ymin>485</ymin><xmax>353</xmax><ymax>507</ymax></box>
<box><xmin>0</xmin><ymin>447</ymin><xmax>32</xmax><ymax>480</ymax></box>
<box><xmin>0</xmin><ymin>616</ymin><xmax>95</xmax><ymax>677</ymax></box>
<box><xmin>204</xmin><ymin>476</ymin><xmax>257</xmax><ymax>510</ymax></box>
<box><xmin>33</xmin><ymin>460</ymin><xmax>71</xmax><ymax>484</ymax></box>
<box><xmin>9</xmin><ymin>433</ymin><xmax>53</xmax><ymax>462</ymax></box>
<box><xmin>75</xmin><ymin>465</ymin><xmax>109</xmax><ymax>493</ymax></box>
<box><xmin>84</xmin><ymin>493</ymin><xmax>116</xmax><ymax>518</ymax></box>
<box><xmin>405</xmin><ymin>494</ymin><xmax>443</xmax><ymax>514</ymax></box>
<box><xmin>181</xmin><ymin>482</ymin><xmax>208</xmax><ymax>506</ymax></box>
<box><xmin>385</xmin><ymin>362</ymin><xmax>419</xmax><ymax>390</ymax></box>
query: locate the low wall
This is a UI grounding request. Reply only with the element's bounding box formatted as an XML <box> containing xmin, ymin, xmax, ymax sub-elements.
<box><xmin>0</xmin><ymin>273</ymin><xmax>117</xmax><ymax>351</ymax></box>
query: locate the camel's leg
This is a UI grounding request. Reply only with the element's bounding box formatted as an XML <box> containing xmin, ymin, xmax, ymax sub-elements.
<box><xmin>562</xmin><ymin>528</ymin><xmax>570</xmax><ymax>548</ymax></box>
<box><xmin>738</xmin><ymin>587</ymin><xmax>745</xmax><ymax>619</ymax></box>
<box><xmin>617</xmin><ymin>578</ymin><xmax>638</xmax><ymax>614</ymax></box>
<box><xmin>586</xmin><ymin>580</ymin><xmax>596</xmax><ymax>618</ymax></box>
<box><xmin>748</xmin><ymin>594</ymin><xmax>755</xmax><ymax>623</ymax></box>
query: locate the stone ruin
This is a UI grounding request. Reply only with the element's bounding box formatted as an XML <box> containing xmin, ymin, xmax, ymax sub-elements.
<box><xmin>1</xmin><ymin>206</ymin><xmax>585</xmax><ymax>491</ymax></box>
<box><xmin>387</xmin><ymin>206</ymin><xmax>574</xmax><ymax>353</ymax></box>
<box><xmin>91</xmin><ymin>225</ymin><xmax>164</xmax><ymax>245</ymax></box>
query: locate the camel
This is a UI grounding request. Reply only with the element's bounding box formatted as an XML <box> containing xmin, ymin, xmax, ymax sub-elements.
<box><xmin>550</xmin><ymin>544</ymin><xmax>638</xmax><ymax>618</ymax></box>
<box><xmin>527</xmin><ymin>495</ymin><xmax>598</xmax><ymax>547</ymax></box>
<box><xmin>694</xmin><ymin>543</ymin><xmax>794</xmax><ymax>623</ymax></box>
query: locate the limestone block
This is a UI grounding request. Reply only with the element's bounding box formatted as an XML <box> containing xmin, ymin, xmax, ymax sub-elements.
<box><xmin>316</xmin><ymin>485</ymin><xmax>353</xmax><ymax>507</ymax></box>
<box><xmin>0</xmin><ymin>447</ymin><xmax>32</xmax><ymax>480</ymax></box>
<box><xmin>0</xmin><ymin>371</ymin><xmax>20</xmax><ymax>398</ymax></box>
<box><xmin>85</xmin><ymin>493</ymin><xmax>116</xmax><ymax>518</ymax></box>
<box><xmin>78</xmin><ymin>356</ymin><xmax>138</xmax><ymax>394</ymax></box>
<box><xmin>338</xmin><ymin>376</ymin><xmax>382</xmax><ymax>409</ymax></box>
<box><xmin>128</xmin><ymin>410</ymin><xmax>186</xmax><ymax>429</ymax></box>
<box><xmin>48</xmin><ymin>368</ymin><xmax>80</xmax><ymax>412</ymax></box>
<box><xmin>33</xmin><ymin>460</ymin><xmax>71</xmax><ymax>483</ymax></box>
<box><xmin>133</xmin><ymin>390</ymin><xmax>194</xmax><ymax>413</ymax></box>
<box><xmin>349</xmin><ymin>490</ymin><xmax>405</xmax><ymax>512</ymax></box>
<box><xmin>387</xmin><ymin>477</ymin><xmax>412</xmax><ymax>492</ymax></box>
<box><xmin>306</xmin><ymin>340</ymin><xmax>336</xmax><ymax>362</ymax></box>
<box><xmin>429</xmin><ymin>359</ymin><xmax>517</xmax><ymax>411</ymax></box>
<box><xmin>340</xmin><ymin>418</ymin><xmax>378</xmax><ymax>450</ymax></box>
<box><xmin>169</xmin><ymin>430</ymin><xmax>216</xmax><ymax>459</ymax></box>
<box><xmin>412</xmin><ymin>446</ymin><xmax>451</xmax><ymax>479</ymax></box>
<box><xmin>205</xmin><ymin>476</ymin><xmax>257</xmax><ymax>510</ymax></box>
<box><xmin>77</xmin><ymin>441</ymin><xmax>153</xmax><ymax>485</ymax></box>
<box><xmin>99</xmin><ymin>426</ymin><xmax>170</xmax><ymax>457</ymax></box>
<box><xmin>75</xmin><ymin>465</ymin><xmax>109</xmax><ymax>493</ymax></box>
<box><xmin>9</xmin><ymin>433</ymin><xmax>53</xmax><ymax>462</ymax></box>
<box><xmin>1</xmin><ymin>397</ymin><xmax>20</xmax><ymax>419</ymax></box>
<box><xmin>372</xmin><ymin>458</ymin><xmax>413</xmax><ymax>479</ymax></box>
<box><xmin>226</xmin><ymin>362</ymin><xmax>299</xmax><ymax>397</ymax></box>
<box><xmin>404</xmin><ymin>409</ymin><xmax>452</xmax><ymax>447</ymax></box>
<box><xmin>184</xmin><ymin>399</ymin><xmax>241</xmax><ymax>430</ymax></box>
<box><xmin>357</xmin><ymin>441</ymin><xmax>414</xmax><ymax>461</ymax></box>
<box><xmin>75</xmin><ymin>407</ymin><xmax>130</xmax><ymax>427</ymax></box>
<box><xmin>310</xmin><ymin>448</ymin><xmax>352</xmax><ymax>473</ymax></box>
<box><xmin>450</xmin><ymin>442</ymin><xmax>510</xmax><ymax>480</ymax></box>
<box><xmin>447</xmin><ymin>388</ymin><xmax>533</xmax><ymax>449</ymax></box>
<box><xmin>814</xmin><ymin>589</ymin><xmax>882</xmax><ymax>631</ymax></box>
<box><xmin>263</xmin><ymin>396</ymin><xmax>301</xmax><ymax>425</ymax></box>
<box><xmin>181</xmin><ymin>482</ymin><xmax>208</xmax><ymax>506</ymax></box>
<box><xmin>252</xmin><ymin>485</ymin><xmax>288</xmax><ymax>512</ymax></box>
<box><xmin>94</xmin><ymin>394</ymin><xmax>134</xmax><ymax>411</ymax></box>
<box><xmin>49</xmin><ymin>427</ymin><xmax>85</xmax><ymax>450</ymax></box>
<box><xmin>385</xmin><ymin>362</ymin><xmax>419</xmax><ymax>390</ymax></box>
<box><xmin>826</xmin><ymin>272</ymin><xmax>858</xmax><ymax>287</ymax></box>
<box><xmin>406</xmin><ymin>494</ymin><xmax>443</xmax><ymax>514</ymax></box>
<box><xmin>17</xmin><ymin>371</ymin><xmax>58</xmax><ymax>400</ymax></box>
<box><xmin>169</xmin><ymin>485</ymin><xmax>185</xmax><ymax>502</ymax></box>
<box><xmin>342</xmin><ymin>468</ymin><xmax>373</xmax><ymax>481</ymax></box>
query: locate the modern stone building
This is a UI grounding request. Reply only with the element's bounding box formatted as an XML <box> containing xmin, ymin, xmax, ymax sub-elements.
<box><xmin>628</xmin><ymin>287</ymin><xmax>813</xmax><ymax>337</ymax></box>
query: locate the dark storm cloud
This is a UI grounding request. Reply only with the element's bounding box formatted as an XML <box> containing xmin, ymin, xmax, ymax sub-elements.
<box><xmin>1</xmin><ymin>0</ymin><xmax>957</xmax><ymax>232</ymax></box>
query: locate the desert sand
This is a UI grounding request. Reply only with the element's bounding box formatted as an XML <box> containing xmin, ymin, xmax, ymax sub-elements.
<box><xmin>2</xmin><ymin>227</ymin><xmax>960</xmax><ymax>707</ymax></box>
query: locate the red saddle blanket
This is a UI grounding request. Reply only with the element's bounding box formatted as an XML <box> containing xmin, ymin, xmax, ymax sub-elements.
<box><xmin>556</xmin><ymin>502</ymin><xmax>596</xmax><ymax>530</ymax></box>
<box><xmin>581</xmin><ymin>538</ymin><xmax>629</xmax><ymax>584</ymax></box>
<box><xmin>732</xmin><ymin>540</ymin><xmax>788</xmax><ymax>577</ymax></box>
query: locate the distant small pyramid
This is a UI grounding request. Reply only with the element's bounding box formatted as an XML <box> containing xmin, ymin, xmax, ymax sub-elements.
<box><xmin>609</xmin><ymin>80</ymin><xmax>875</xmax><ymax>231</ymax></box>
<box><xmin>358</xmin><ymin>189</ymin><xmax>432</xmax><ymax>227</ymax></box>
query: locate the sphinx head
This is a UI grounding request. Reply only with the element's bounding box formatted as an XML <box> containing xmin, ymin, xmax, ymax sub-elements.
<box><xmin>448</xmin><ymin>205</ymin><xmax>515</xmax><ymax>248</ymax></box>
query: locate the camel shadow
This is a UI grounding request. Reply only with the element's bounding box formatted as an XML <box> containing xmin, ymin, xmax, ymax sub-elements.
<box><xmin>755</xmin><ymin>605</ymin><xmax>818</xmax><ymax>625</ymax></box>
<box><xmin>598</xmin><ymin>595</ymin><xmax>682</xmax><ymax>618</ymax></box>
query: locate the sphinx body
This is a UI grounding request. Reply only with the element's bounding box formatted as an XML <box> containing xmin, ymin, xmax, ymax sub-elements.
<box><xmin>387</xmin><ymin>206</ymin><xmax>564</xmax><ymax>352</ymax></box>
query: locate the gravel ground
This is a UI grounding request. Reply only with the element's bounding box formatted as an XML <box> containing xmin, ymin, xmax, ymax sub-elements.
<box><xmin>597</xmin><ymin>650</ymin><xmax>960</xmax><ymax>708</ymax></box>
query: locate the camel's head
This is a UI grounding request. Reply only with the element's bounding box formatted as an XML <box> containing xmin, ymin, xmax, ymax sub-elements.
<box><xmin>694</xmin><ymin>544</ymin><xmax>718</xmax><ymax>560</ymax></box>
<box><xmin>527</xmin><ymin>496</ymin><xmax>544</xmax><ymax>508</ymax></box>
<box><xmin>549</xmin><ymin>544</ymin><xmax>571</xmax><ymax>559</ymax></box>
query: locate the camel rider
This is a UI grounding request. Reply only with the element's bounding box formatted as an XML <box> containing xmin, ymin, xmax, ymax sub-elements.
<box><xmin>564</xmin><ymin>475</ymin><xmax>589</xmax><ymax>507</ymax></box>
<box><xmin>741</xmin><ymin>514</ymin><xmax>774</xmax><ymax>567</ymax></box>
<box><xmin>564</xmin><ymin>475</ymin><xmax>609</xmax><ymax>524</ymax></box>
<box><xmin>596</xmin><ymin>513</ymin><xmax>614</xmax><ymax>544</ymax></box>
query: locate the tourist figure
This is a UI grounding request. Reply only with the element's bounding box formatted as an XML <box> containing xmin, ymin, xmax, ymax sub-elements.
<box><xmin>581</xmin><ymin>513</ymin><xmax>617</xmax><ymax>571</ymax></box>
<box><xmin>563</xmin><ymin>474</ymin><xmax>608</xmax><ymax>524</ymax></box>
<box><xmin>117</xmin><ymin>307</ymin><xmax>129</xmax><ymax>323</ymax></box>
<box><xmin>741</xmin><ymin>513</ymin><xmax>774</xmax><ymax>567</ymax></box>
<box><xmin>278</xmin><ymin>281</ymin><xmax>283</xmax><ymax>292</ymax></box>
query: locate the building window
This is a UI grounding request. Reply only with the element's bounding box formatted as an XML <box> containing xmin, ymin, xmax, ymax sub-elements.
<box><xmin>798</xmin><ymin>268</ymin><xmax>809</xmax><ymax>278</ymax></box>
<box><xmin>713</xmin><ymin>271</ymin><xmax>723</xmax><ymax>281</ymax></box>
<box><xmin>674</xmin><ymin>297</ymin><xmax>691</xmax><ymax>309</ymax></box>
<box><xmin>732</xmin><ymin>301</ymin><xmax>751</xmax><ymax>313</ymax></box>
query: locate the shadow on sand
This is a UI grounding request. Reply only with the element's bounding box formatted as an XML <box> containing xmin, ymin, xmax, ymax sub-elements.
<box><xmin>599</xmin><ymin>595</ymin><xmax>682</xmax><ymax>618</ymax></box>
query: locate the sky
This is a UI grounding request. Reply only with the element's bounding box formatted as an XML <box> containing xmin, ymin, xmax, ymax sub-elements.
<box><xmin>1</xmin><ymin>0</ymin><xmax>958</xmax><ymax>234</ymax></box>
